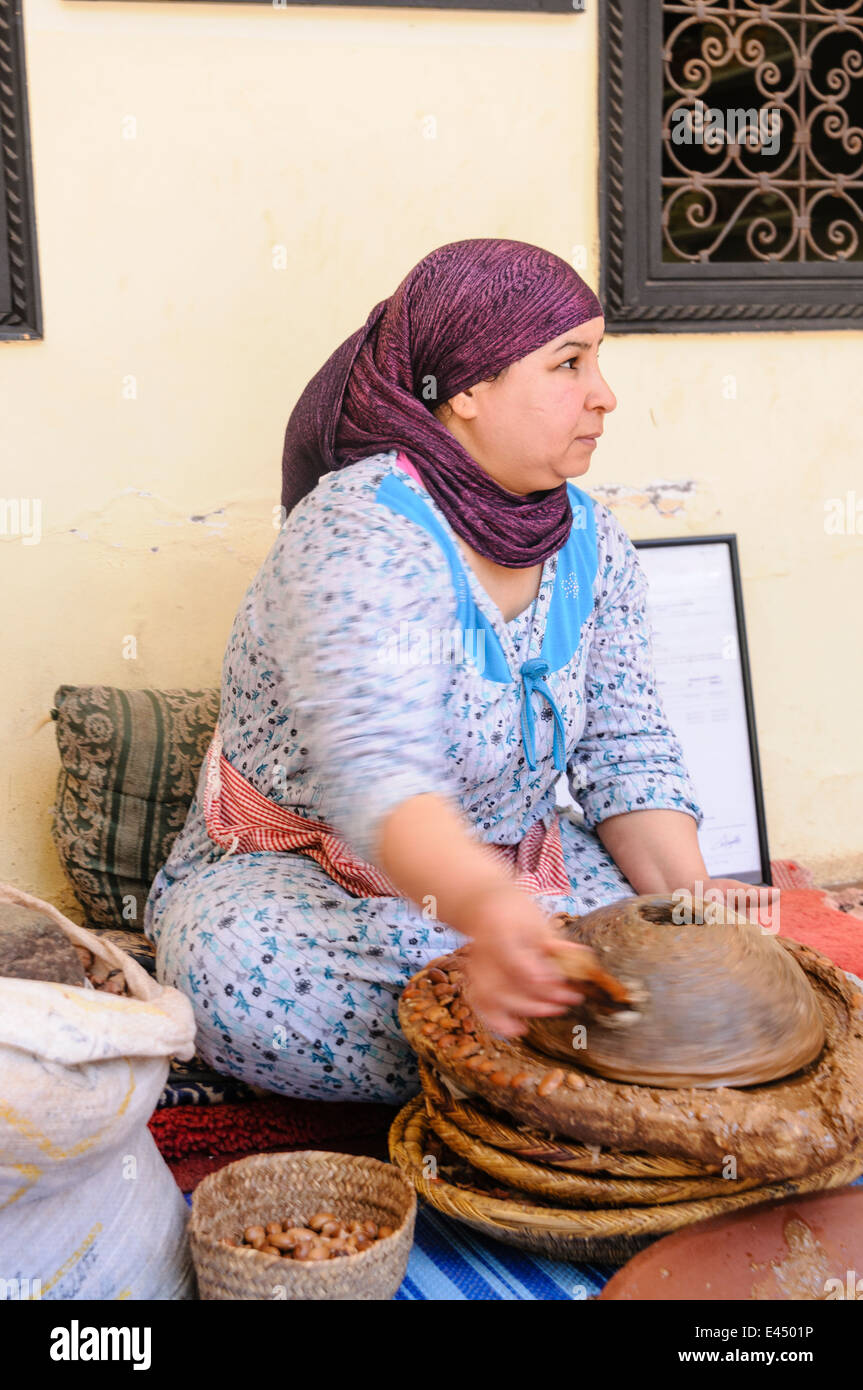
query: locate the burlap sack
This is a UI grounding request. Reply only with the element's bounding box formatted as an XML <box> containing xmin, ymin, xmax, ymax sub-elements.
<box><xmin>0</xmin><ymin>883</ymin><xmax>198</xmax><ymax>1300</ymax></box>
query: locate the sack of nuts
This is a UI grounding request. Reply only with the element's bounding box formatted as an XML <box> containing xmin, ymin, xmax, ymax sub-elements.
<box><xmin>0</xmin><ymin>882</ymin><xmax>198</xmax><ymax>1300</ymax></box>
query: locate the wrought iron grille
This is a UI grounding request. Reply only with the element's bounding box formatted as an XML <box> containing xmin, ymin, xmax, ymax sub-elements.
<box><xmin>600</xmin><ymin>0</ymin><xmax>863</xmax><ymax>330</ymax></box>
<box><xmin>662</xmin><ymin>1</ymin><xmax>863</xmax><ymax>264</ymax></box>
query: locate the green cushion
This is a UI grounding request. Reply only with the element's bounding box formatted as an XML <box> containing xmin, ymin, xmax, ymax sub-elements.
<box><xmin>51</xmin><ymin>684</ymin><xmax>219</xmax><ymax>930</ymax></box>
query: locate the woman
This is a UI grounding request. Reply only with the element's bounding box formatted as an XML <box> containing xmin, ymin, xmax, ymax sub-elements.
<box><xmin>144</xmin><ymin>237</ymin><xmax>761</xmax><ymax>1106</ymax></box>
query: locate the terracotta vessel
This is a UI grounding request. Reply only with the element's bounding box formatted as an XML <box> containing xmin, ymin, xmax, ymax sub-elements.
<box><xmin>599</xmin><ymin>1188</ymin><xmax>863</xmax><ymax>1300</ymax></box>
<box><xmin>524</xmin><ymin>894</ymin><xmax>826</xmax><ymax>1088</ymax></box>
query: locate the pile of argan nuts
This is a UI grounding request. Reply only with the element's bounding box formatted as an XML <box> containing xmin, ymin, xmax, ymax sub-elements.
<box><xmin>402</xmin><ymin>964</ymin><xmax>586</xmax><ymax>1098</ymax></box>
<box><xmin>222</xmin><ymin>1211</ymin><xmax>397</xmax><ymax>1261</ymax></box>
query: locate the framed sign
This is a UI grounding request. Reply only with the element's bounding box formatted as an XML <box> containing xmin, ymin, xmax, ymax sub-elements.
<box><xmin>558</xmin><ymin>533</ymin><xmax>772</xmax><ymax>886</ymax></box>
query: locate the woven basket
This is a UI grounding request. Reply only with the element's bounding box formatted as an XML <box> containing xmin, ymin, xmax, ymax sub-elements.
<box><xmin>390</xmin><ymin>1095</ymin><xmax>863</xmax><ymax>1264</ymax></box>
<box><xmin>419</xmin><ymin>1061</ymin><xmax>714</xmax><ymax>1177</ymax></box>
<box><xmin>424</xmin><ymin>1101</ymin><xmax>765</xmax><ymax>1206</ymax></box>
<box><xmin>189</xmin><ymin>1151</ymin><xmax>416</xmax><ymax>1300</ymax></box>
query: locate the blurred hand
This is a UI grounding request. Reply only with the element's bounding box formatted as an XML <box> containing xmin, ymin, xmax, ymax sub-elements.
<box><xmin>454</xmin><ymin>883</ymin><xmax>595</xmax><ymax>1037</ymax></box>
<box><xmin>674</xmin><ymin>877</ymin><xmax>780</xmax><ymax>931</ymax></box>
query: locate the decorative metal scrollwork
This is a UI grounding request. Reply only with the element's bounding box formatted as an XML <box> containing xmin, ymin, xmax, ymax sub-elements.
<box><xmin>662</xmin><ymin>0</ymin><xmax>863</xmax><ymax>262</ymax></box>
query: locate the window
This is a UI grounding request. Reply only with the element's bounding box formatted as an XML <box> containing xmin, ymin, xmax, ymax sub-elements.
<box><xmin>600</xmin><ymin>0</ymin><xmax>863</xmax><ymax>330</ymax></box>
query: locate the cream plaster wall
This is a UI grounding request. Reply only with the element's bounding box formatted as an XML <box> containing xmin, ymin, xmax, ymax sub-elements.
<box><xmin>2</xmin><ymin>0</ymin><xmax>860</xmax><ymax>917</ymax></box>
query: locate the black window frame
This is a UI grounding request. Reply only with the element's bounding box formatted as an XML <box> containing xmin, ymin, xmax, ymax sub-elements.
<box><xmin>1</xmin><ymin>0</ymin><xmax>42</xmax><ymax>342</ymax></box>
<box><xmin>599</xmin><ymin>0</ymin><xmax>863</xmax><ymax>332</ymax></box>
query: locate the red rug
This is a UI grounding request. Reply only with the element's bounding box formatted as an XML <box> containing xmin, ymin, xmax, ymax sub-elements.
<box><xmin>149</xmin><ymin>1094</ymin><xmax>399</xmax><ymax>1191</ymax></box>
<box><xmin>769</xmin><ymin>859</ymin><xmax>863</xmax><ymax>977</ymax></box>
<box><xmin>166</xmin><ymin>1131</ymin><xmax>393</xmax><ymax>1194</ymax></box>
<box><xmin>151</xmin><ymin>858</ymin><xmax>863</xmax><ymax>1193</ymax></box>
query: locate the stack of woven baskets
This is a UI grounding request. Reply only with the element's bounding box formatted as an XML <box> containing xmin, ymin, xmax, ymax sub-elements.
<box><xmin>389</xmin><ymin>926</ymin><xmax>863</xmax><ymax>1264</ymax></box>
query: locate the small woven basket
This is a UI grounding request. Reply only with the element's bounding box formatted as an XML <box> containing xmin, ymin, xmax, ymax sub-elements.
<box><xmin>189</xmin><ymin>1150</ymin><xmax>416</xmax><ymax>1300</ymax></box>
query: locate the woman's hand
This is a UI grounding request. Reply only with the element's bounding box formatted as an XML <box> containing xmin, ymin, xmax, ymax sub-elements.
<box><xmin>454</xmin><ymin>883</ymin><xmax>593</xmax><ymax>1037</ymax></box>
<box><xmin>672</xmin><ymin>877</ymin><xmax>780</xmax><ymax>931</ymax></box>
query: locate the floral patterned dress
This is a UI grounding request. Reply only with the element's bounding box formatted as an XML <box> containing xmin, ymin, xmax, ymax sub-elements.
<box><xmin>143</xmin><ymin>449</ymin><xmax>704</xmax><ymax>1104</ymax></box>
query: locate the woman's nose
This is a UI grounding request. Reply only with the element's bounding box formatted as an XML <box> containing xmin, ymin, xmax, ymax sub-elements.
<box><xmin>590</xmin><ymin>371</ymin><xmax>618</xmax><ymax>414</ymax></box>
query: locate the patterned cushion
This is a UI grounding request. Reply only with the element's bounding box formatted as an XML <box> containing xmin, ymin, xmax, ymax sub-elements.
<box><xmin>51</xmin><ymin>684</ymin><xmax>219</xmax><ymax>930</ymax></box>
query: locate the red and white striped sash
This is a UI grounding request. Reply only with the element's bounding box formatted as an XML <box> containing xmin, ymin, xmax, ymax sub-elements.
<box><xmin>201</xmin><ymin>726</ymin><xmax>572</xmax><ymax>900</ymax></box>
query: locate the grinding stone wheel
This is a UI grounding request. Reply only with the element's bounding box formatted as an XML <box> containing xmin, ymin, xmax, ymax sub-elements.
<box><xmin>524</xmin><ymin>894</ymin><xmax>826</xmax><ymax>1088</ymax></box>
<box><xmin>398</xmin><ymin>940</ymin><xmax>863</xmax><ymax>1184</ymax></box>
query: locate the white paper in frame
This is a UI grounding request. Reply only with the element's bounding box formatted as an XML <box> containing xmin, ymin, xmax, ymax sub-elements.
<box><xmin>556</xmin><ymin>534</ymin><xmax>771</xmax><ymax>887</ymax></box>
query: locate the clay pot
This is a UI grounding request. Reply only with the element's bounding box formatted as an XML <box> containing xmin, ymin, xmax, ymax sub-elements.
<box><xmin>599</xmin><ymin>1188</ymin><xmax>863</xmax><ymax>1300</ymax></box>
<box><xmin>524</xmin><ymin>894</ymin><xmax>825</xmax><ymax>1089</ymax></box>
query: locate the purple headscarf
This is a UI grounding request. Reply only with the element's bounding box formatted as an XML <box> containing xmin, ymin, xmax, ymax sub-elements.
<box><xmin>280</xmin><ymin>237</ymin><xmax>603</xmax><ymax>567</ymax></box>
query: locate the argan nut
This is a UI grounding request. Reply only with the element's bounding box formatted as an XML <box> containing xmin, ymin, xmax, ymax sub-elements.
<box><xmin>269</xmin><ymin>1231</ymin><xmax>299</xmax><ymax>1251</ymax></box>
<box><xmin>426</xmin><ymin>967</ymin><xmax>448</xmax><ymax>984</ymax></box>
<box><xmin>265</xmin><ymin>1221</ymin><xmax>283</xmax><ymax>1236</ymax></box>
<box><xmin>353</xmin><ymin>1233</ymin><xmax>373</xmax><ymax>1252</ymax></box>
<box><xmin>361</xmin><ymin>1220</ymin><xmax>378</xmax><ymax>1239</ymax></box>
<box><xmin>509</xmin><ymin>1071</ymin><xmax>532</xmax><ymax>1089</ymax></box>
<box><xmin>490</xmin><ymin>1070</ymin><xmax>511</xmax><ymax>1086</ymax></box>
<box><xmin>538</xmin><ymin>1068</ymin><xmax>564</xmax><ymax>1096</ymax></box>
<box><xmin>258</xmin><ymin>1244</ymin><xmax>281</xmax><ymax>1257</ymax></box>
<box><xmin>308</xmin><ymin>1211</ymin><xmax>339</xmax><ymax>1232</ymax></box>
<box><xmin>243</xmin><ymin>1225</ymin><xmax>267</xmax><ymax>1246</ymax></box>
<box><xmin>565</xmin><ymin>1071</ymin><xmax>586</xmax><ymax>1090</ymax></box>
<box><xmin>377</xmin><ymin>1225</ymin><xmax>395</xmax><ymax>1240</ymax></box>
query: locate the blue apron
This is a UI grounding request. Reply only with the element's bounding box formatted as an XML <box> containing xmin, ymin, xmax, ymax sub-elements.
<box><xmin>374</xmin><ymin>472</ymin><xmax>599</xmax><ymax>775</ymax></box>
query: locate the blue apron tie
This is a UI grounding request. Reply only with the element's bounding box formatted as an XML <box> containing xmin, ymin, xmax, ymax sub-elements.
<box><xmin>519</xmin><ymin>658</ymin><xmax>567</xmax><ymax>773</ymax></box>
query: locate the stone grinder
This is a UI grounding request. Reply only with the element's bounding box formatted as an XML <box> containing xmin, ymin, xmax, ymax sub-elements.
<box><xmin>527</xmin><ymin>893</ymin><xmax>826</xmax><ymax>1089</ymax></box>
<box><xmin>399</xmin><ymin>893</ymin><xmax>863</xmax><ymax>1184</ymax></box>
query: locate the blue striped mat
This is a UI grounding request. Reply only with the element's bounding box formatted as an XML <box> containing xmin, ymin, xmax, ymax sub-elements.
<box><xmin>183</xmin><ymin>1172</ymin><xmax>863</xmax><ymax>1300</ymax></box>
<box><xmin>394</xmin><ymin>1205</ymin><xmax>613</xmax><ymax>1299</ymax></box>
